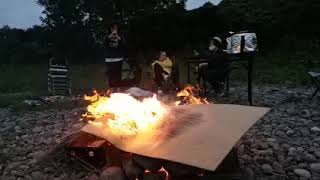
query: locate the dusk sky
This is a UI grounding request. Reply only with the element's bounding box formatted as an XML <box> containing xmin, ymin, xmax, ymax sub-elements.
<box><xmin>0</xmin><ymin>0</ymin><xmax>221</xmax><ymax>29</ymax></box>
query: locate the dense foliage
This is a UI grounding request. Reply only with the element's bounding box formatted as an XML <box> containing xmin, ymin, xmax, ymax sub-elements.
<box><xmin>0</xmin><ymin>0</ymin><xmax>319</xmax><ymax>64</ymax></box>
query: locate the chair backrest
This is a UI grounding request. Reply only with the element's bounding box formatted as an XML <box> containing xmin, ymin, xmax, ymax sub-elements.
<box><xmin>48</xmin><ymin>57</ymin><xmax>71</xmax><ymax>95</ymax></box>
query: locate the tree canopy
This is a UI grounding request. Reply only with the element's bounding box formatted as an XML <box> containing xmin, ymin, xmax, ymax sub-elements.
<box><xmin>0</xmin><ymin>0</ymin><xmax>319</xmax><ymax>64</ymax></box>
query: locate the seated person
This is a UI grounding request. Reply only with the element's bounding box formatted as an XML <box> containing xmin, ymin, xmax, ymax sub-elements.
<box><xmin>198</xmin><ymin>36</ymin><xmax>230</xmax><ymax>96</ymax></box>
<box><xmin>152</xmin><ymin>51</ymin><xmax>173</xmax><ymax>92</ymax></box>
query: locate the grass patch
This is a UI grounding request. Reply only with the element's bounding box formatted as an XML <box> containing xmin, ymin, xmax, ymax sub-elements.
<box><xmin>0</xmin><ymin>92</ymin><xmax>34</xmax><ymax>107</ymax></box>
<box><xmin>0</xmin><ymin>51</ymin><xmax>319</xmax><ymax>107</ymax></box>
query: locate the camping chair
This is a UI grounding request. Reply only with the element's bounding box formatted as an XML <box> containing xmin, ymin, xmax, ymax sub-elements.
<box><xmin>308</xmin><ymin>71</ymin><xmax>320</xmax><ymax>99</ymax></box>
<box><xmin>48</xmin><ymin>57</ymin><xmax>71</xmax><ymax>96</ymax></box>
<box><xmin>200</xmin><ymin>66</ymin><xmax>239</xmax><ymax>97</ymax></box>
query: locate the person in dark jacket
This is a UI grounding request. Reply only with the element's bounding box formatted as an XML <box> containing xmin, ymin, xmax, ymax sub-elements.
<box><xmin>105</xmin><ymin>24</ymin><xmax>124</xmax><ymax>88</ymax></box>
<box><xmin>198</xmin><ymin>36</ymin><xmax>230</xmax><ymax>96</ymax></box>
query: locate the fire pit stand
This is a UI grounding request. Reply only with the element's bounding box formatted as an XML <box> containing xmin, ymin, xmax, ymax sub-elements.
<box><xmin>66</xmin><ymin>132</ymin><xmax>243</xmax><ymax>180</ymax></box>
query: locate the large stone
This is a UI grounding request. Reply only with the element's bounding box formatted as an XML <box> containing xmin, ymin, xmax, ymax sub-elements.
<box><xmin>31</xmin><ymin>151</ymin><xmax>44</xmax><ymax>159</ymax></box>
<box><xmin>122</xmin><ymin>159</ymin><xmax>143</xmax><ymax>179</ymax></box>
<box><xmin>133</xmin><ymin>155</ymin><xmax>163</xmax><ymax>172</ymax></box>
<box><xmin>86</xmin><ymin>174</ymin><xmax>100</xmax><ymax>180</ymax></box>
<box><xmin>32</xmin><ymin>127</ymin><xmax>43</xmax><ymax>133</ymax></box>
<box><xmin>304</xmin><ymin>154</ymin><xmax>317</xmax><ymax>163</ymax></box>
<box><xmin>272</xmin><ymin>162</ymin><xmax>283</xmax><ymax>172</ymax></box>
<box><xmin>293</xmin><ymin>169</ymin><xmax>311</xmax><ymax>178</ymax></box>
<box><xmin>100</xmin><ymin>166</ymin><xmax>126</xmax><ymax>180</ymax></box>
<box><xmin>310</xmin><ymin>163</ymin><xmax>320</xmax><ymax>173</ymax></box>
<box><xmin>0</xmin><ymin>136</ymin><xmax>4</xmax><ymax>147</ymax></box>
<box><xmin>243</xmin><ymin>167</ymin><xmax>255</xmax><ymax>180</ymax></box>
<box><xmin>300</xmin><ymin>128</ymin><xmax>310</xmax><ymax>137</ymax></box>
<box><xmin>261</xmin><ymin>164</ymin><xmax>273</xmax><ymax>175</ymax></box>
<box><xmin>288</xmin><ymin>147</ymin><xmax>296</xmax><ymax>156</ymax></box>
<box><xmin>267</xmin><ymin>138</ymin><xmax>277</xmax><ymax>142</ymax></box>
<box><xmin>286</xmin><ymin>129</ymin><xmax>295</xmax><ymax>136</ymax></box>
<box><xmin>257</xmin><ymin>149</ymin><xmax>273</xmax><ymax>156</ymax></box>
<box><xmin>31</xmin><ymin>171</ymin><xmax>46</xmax><ymax>180</ymax></box>
<box><xmin>311</xmin><ymin>127</ymin><xmax>320</xmax><ymax>133</ymax></box>
<box><xmin>314</xmin><ymin>151</ymin><xmax>320</xmax><ymax>158</ymax></box>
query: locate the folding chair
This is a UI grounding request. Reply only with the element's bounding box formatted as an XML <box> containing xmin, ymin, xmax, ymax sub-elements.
<box><xmin>308</xmin><ymin>71</ymin><xmax>320</xmax><ymax>99</ymax></box>
<box><xmin>200</xmin><ymin>65</ymin><xmax>239</xmax><ymax>97</ymax></box>
<box><xmin>48</xmin><ymin>58</ymin><xmax>71</xmax><ymax>96</ymax></box>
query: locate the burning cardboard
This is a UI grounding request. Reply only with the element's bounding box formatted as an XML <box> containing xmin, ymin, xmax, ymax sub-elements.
<box><xmin>82</xmin><ymin>102</ymin><xmax>269</xmax><ymax>171</ymax></box>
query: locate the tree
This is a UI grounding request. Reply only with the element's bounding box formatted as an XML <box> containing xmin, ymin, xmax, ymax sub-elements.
<box><xmin>37</xmin><ymin>0</ymin><xmax>187</xmax><ymax>61</ymax></box>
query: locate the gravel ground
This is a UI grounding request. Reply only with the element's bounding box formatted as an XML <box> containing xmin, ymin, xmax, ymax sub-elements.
<box><xmin>0</xmin><ymin>83</ymin><xmax>319</xmax><ymax>180</ymax></box>
<box><xmin>223</xmin><ymin>83</ymin><xmax>320</xmax><ymax>180</ymax></box>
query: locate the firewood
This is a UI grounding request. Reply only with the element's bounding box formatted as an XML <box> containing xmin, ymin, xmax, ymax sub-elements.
<box><xmin>105</xmin><ymin>144</ymin><xmax>128</xmax><ymax>167</ymax></box>
<box><xmin>133</xmin><ymin>154</ymin><xmax>164</xmax><ymax>172</ymax></box>
<box><xmin>100</xmin><ymin>166</ymin><xmax>126</xmax><ymax>180</ymax></box>
<box><xmin>142</xmin><ymin>172</ymin><xmax>167</xmax><ymax>180</ymax></box>
<box><xmin>164</xmin><ymin>161</ymin><xmax>200</xmax><ymax>177</ymax></box>
<box><xmin>122</xmin><ymin>158</ymin><xmax>144</xmax><ymax>179</ymax></box>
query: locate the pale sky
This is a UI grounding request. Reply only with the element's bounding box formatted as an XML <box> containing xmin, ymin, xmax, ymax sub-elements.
<box><xmin>186</xmin><ymin>0</ymin><xmax>221</xmax><ymax>10</ymax></box>
<box><xmin>0</xmin><ymin>0</ymin><xmax>221</xmax><ymax>29</ymax></box>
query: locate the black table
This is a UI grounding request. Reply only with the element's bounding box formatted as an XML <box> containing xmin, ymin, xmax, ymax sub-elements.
<box><xmin>186</xmin><ymin>55</ymin><xmax>254</xmax><ymax>105</ymax></box>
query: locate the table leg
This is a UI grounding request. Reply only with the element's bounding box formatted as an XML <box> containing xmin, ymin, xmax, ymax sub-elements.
<box><xmin>311</xmin><ymin>88</ymin><xmax>319</xmax><ymax>99</ymax></box>
<box><xmin>248</xmin><ymin>56</ymin><xmax>253</xmax><ymax>105</ymax></box>
<box><xmin>226</xmin><ymin>74</ymin><xmax>230</xmax><ymax>97</ymax></box>
<box><xmin>187</xmin><ymin>62</ymin><xmax>190</xmax><ymax>84</ymax></box>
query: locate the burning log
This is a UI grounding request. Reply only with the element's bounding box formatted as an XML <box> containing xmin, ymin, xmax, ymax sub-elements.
<box><xmin>133</xmin><ymin>154</ymin><xmax>164</xmax><ymax>172</ymax></box>
<box><xmin>164</xmin><ymin>161</ymin><xmax>202</xmax><ymax>177</ymax></box>
<box><xmin>122</xmin><ymin>158</ymin><xmax>144</xmax><ymax>179</ymax></box>
<box><xmin>105</xmin><ymin>144</ymin><xmax>128</xmax><ymax>167</ymax></box>
<box><xmin>142</xmin><ymin>171</ymin><xmax>167</xmax><ymax>180</ymax></box>
<box><xmin>100</xmin><ymin>166</ymin><xmax>126</xmax><ymax>180</ymax></box>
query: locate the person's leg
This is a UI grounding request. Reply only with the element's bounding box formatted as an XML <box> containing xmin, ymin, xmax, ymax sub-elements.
<box><xmin>154</xmin><ymin>63</ymin><xmax>165</xmax><ymax>87</ymax></box>
<box><xmin>206</xmin><ymin>70</ymin><xmax>222</xmax><ymax>92</ymax></box>
<box><xmin>108</xmin><ymin>61</ymin><xmax>122</xmax><ymax>87</ymax></box>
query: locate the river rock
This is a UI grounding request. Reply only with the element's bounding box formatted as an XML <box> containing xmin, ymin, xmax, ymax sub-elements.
<box><xmin>100</xmin><ymin>166</ymin><xmax>126</xmax><ymax>180</ymax></box>
<box><xmin>293</xmin><ymin>169</ymin><xmax>311</xmax><ymax>178</ymax></box>
<box><xmin>310</xmin><ymin>163</ymin><xmax>320</xmax><ymax>173</ymax></box>
<box><xmin>288</xmin><ymin>147</ymin><xmax>296</xmax><ymax>156</ymax></box>
<box><xmin>311</xmin><ymin>127</ymin><xmax>320</xmax><ymax>133</ymax></box>
<box><xmin>304</xmin><ymin>153</ymin><xmax>317</xmax><ymax>163</ymax></box>
<box><xmin>31</xmin><ymin>171</ymin><xmax>46</xmax><ymax>180</ymax></box>
<box><xmin>261</xmin><ymin>164</ymin><xmax>273</xmax><ymax>175</ymax></box>
<box><xmin>32</xmin><ymin>127</ymin><xmax>43</xmax><ymax>133</ymax></box>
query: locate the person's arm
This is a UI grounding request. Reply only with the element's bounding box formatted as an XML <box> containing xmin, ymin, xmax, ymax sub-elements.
<box><xmin>165</xmin><ymin>58</ymin><xmax>173</xmax><ymax>68</ymax></box>
<box><xmin>108</xmin><ymin>32</ymin><xmax>121</xmax><ymax>40</ymax></box>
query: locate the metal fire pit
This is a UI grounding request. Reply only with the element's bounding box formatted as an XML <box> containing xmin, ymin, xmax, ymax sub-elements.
<box><xmin>66</xmin><ymin>132</ymin><xmax>243</xmax><ymax>180</ymax></box>
<box><xmin>66</xmin><ymin>132</ymin><xmax>108</xmax><ymax>168</ymax></box>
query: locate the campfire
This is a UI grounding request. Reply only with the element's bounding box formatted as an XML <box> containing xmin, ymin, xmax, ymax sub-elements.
<box><xmin>83</xmin><ymin>86</ymin><xmax>208</xmax><ymax>136</ymax></box>
<box><xmin>68</xmin><ymin>87</ymin><xmax>214</xmax><ymax>179</ymax></box>
<box><xmin>65</xmin><ymin>86</ymin><xmax>269</xmax><ymax>180</ymax></box>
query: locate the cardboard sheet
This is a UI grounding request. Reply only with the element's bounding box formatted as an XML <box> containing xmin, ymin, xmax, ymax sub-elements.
<box><xmin>82</xmin><ymin>104</ymin><xmax>270</xmax><ymax>171</ymax></box>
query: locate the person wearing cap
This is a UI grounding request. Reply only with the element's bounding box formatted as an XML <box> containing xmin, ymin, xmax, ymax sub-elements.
<box><xmin>198</xmin><ymin>36</ymin><xmax>229</xmax><ymax>96</ymax></box>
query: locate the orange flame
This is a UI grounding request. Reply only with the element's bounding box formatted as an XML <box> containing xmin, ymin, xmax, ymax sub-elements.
<box><xmin>159</xmin><ymin>167</ymin><xmax>169</xmax><ymax>180</ymax></box>
<box><xmin>144</xmin><ymin>167</ymin><xmax>169</xmax><ymax>180</ymax></box>
<box><xmin>83</xmin><ymin>91</ymin><xmax>167</xmax><ymax>136</ymax></box>
<box><xmin>83</xmin><ymin>86</ymin><xmax>210</xmax><ymax>136</ymax></box>
<box><xmin>176</xmin><ymin>85</ymin><xmax>209</xmax><ymax>105</ymax></box>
